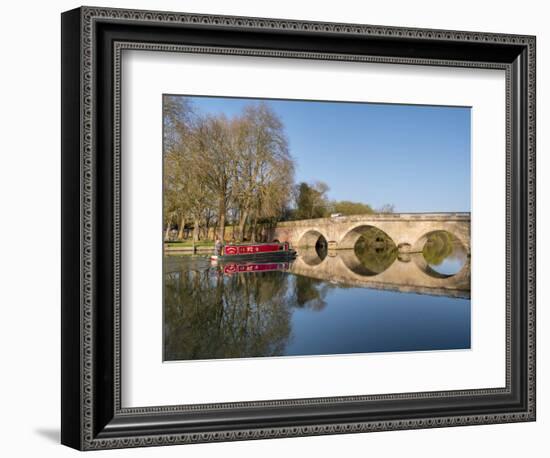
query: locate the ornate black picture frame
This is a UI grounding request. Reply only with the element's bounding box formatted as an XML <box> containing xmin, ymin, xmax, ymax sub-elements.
<box><xmin>61</xmin><ymin>6</ymin><xmax>536</xmax><ymax>450</ymax></box>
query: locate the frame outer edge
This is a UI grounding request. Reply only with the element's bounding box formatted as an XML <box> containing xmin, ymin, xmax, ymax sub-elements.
<box><xmin>526</xmin><ymin>36</ymin><xmax>536</xmax><ymax>421</ymax></box>
<box><xmin>61</xmin><ymin>7</ymin><xmax>85</xmax><ymax>451</ymax></box>
<box><xmin>80</xmin><ymin>6</ymin><xmax>96</xmax><ymax>451</ymax></box>
<box><xmin>71</xmin><ymin>6</ymin><xmax>536</xmax><ymax>450</ymax></box>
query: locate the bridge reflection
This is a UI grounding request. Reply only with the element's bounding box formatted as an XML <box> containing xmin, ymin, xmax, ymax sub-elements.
<box><xmin>292</xmin><ymin>247</ymin><xmax>470</xmax><ymax>299</ymax></box>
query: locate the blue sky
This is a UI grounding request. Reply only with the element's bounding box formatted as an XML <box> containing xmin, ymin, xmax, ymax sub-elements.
<box><xmin>173</xmin><ymin>95</ymin><xmax>471</xmax><ymax>212</ymax></box>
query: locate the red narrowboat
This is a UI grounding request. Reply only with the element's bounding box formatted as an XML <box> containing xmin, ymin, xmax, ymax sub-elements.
<box><xmin>210</xmin><ymin>242</ymin><xmax>296</xmax><ymax>262</ymax></box>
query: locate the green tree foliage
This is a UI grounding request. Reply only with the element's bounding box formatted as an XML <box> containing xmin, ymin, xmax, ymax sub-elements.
<box><xmin>293</xmin><ymin>181</ymin><xmax>330</xmax><ymax>219</ymax></box>
<box><xmin>333</xmin><ymin>200</ymin><xmax>374</xmax><ymax>216</ymax></box>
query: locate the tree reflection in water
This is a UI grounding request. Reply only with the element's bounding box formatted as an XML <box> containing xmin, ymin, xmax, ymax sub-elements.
<box><xmin>293</xmin><ymin>275</ymin><xmax>331</xmax><ymax>311</ymax></box>
<box><xmin>164</xmin><ymin>262</ymin><xmax>292</xmax><ymax>361</ymax></box>
<box><xmin>353</xmin><ymin>228</ymin><xmax>398</xmax><ymax>274</ymax></box>
<box><xmin>164</xmin><ymin>257</ymin><xmax>336</xmax><ymax>361</ymax></box>
<box><xmin>422</xmin><ymin>231</ymin><xmax>467</xmax><ymax>276</ymax></box>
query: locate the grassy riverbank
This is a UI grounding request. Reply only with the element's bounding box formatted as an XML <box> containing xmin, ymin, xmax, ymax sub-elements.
<box><xmin>165</xmin><ymin>240</ymin><xmax>215</xmax><ymax>248</ymax></box>
<box><xmin>164</xmin><ymin>241</ymin><xmax>215</xmax><ymax>252</ymax></box>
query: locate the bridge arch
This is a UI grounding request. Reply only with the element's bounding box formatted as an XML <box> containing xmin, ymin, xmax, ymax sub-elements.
<box><xmin>412</xmin><ymin>226</ymin><xmax>470</xmax><ymax>254</ymax></box>
<box><xmin>412</xmin><ymin>228</ymin><xmax>466</xmax><ymax>253</ymax></box>
<box><xmin>269</xmin><ymin>214</ymin><xmax>470</xmax><ymax>256</ymax></box>
<box><xmin>295</xmin><ymin>229</ymin><xmax>328</xmax><ymax>249</ymax></box>
<box><xmin>336</xmin><ymin>225</ymin><xmax>398</xmax><ymax>277</ymax></box>
<box><xmin>412</xmin><ymin>230</ymin><xmax>469</xmax><ymax>278</ymax></box>
<box><xmin>338</xmin><ymin>224</ymin><xmax>397</xmax><ymax>250</ymax></box>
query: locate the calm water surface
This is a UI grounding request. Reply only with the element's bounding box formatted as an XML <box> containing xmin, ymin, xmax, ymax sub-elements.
<box><xmin>164</xmin><ymin>235</ymin><xmax>470</xmax><ymax>361</ymax></box>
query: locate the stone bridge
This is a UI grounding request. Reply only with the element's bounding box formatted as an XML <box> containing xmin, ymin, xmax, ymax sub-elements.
<box><xmin>291</xmin><ymin>248</ymin><xmax>470</xmax><ymax>299</ymax></box>
<box><xmin>267</xmin><ymin>213</ymin><xmax>470</xmax><ymax>253</ymax></box>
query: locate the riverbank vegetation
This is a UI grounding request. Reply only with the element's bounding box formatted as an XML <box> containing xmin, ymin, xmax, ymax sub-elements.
<box><xmin>163</xmin><ymin>95</ymin><xmax>394</xmax><ymax>243</ymax></box>
<box><xmin>165</xmin><ymin>241</ymin><xmax>214</xmax><ymax>248</ymax></box>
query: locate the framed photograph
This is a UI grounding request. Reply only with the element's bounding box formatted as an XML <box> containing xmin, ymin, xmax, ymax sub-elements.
<box><xmin>61</xmin><ymin>6</ymin><xmax>536</xmax><ymax>450</ymax></box>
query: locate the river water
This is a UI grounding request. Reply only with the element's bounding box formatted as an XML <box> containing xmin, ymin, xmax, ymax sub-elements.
<box><xmin>163</xmin><ymin>235</ymin><xmax>470</xmax><ymax>361</ymax></box>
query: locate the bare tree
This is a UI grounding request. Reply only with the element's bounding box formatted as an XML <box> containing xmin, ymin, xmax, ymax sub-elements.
<box><xmin>377</xmin><ymin>203</ymin><xmax>395</xmax><ymax>214</ymax></box>
<box><xmin>164</xmin><ymin>148</ymin><xmax>191</xmax><ymax>240</ymax></box>
<box><xmin>189</xmin><ymin>115</ymin><xmax>237</xmax><ymax>240</ymax></box>
<box><xmin>163</xmin><ymin>96</ymin><xmax>196</xmax><ymax>240</ymax></box>
<box><xmin>163</xmin><ymin>95</ymin><xmax>194</xmax><ymax>153</ymax></box>
<box><xmin>230</xmin><ymin>103</ymin><xmax>294</xmax><ymax>241</ymax></box>
<box><xmin>163</xmin><ymin>97</ymin><xmax>305</xmax><ymax>245</ymax></box>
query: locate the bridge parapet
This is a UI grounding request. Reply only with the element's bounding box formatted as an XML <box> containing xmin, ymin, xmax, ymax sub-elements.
<box><xmin>274</xmin><ymin>212</ymin><xmax>470</xmax><ymax>227</ymax></box>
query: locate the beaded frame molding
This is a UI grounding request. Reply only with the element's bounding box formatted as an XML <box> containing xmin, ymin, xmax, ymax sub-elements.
<box><xmin>61</xmin><ymin>6</ymin><xmax>536</xmax><ymax>450</ymax></box>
